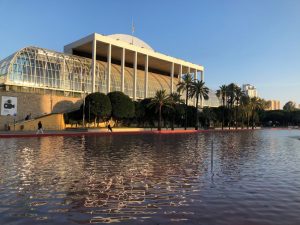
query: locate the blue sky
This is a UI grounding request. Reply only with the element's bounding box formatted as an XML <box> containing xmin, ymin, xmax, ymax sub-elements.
<box><xmin>0</xmin><ymin>0</ymin><xmax>299</xmax><ymax>106</ymax></box>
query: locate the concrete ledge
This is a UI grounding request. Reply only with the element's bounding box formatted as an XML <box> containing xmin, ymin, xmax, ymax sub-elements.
<box><xmin>66</xmin><ymin>127</ymin><xmax>151</xmax><ymax>132</ymax></box>
<box><xmin>0</xmin><ymin>130</ymin><xmax>205</xmax><ymax>138</ymax></box>
<box><xmin>0</xmin><ymin>128</ymin><xmax>264</xmax><ymax>139</ymax></box>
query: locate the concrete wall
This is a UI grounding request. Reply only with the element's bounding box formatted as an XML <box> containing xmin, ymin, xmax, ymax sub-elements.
<box><xmin>9</xmin><ymin>113</ymin><xmax>65</xmax><ymax>131</ymax></box>
<box><xmin>0</xmin><ymin>91</ymin><xmax>81</xmax><ymax>130</ymax></box>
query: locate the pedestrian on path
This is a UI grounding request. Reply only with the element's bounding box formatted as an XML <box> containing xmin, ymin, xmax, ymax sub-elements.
<box><xmin>36</xmin><ymin>121</ymin><xmax>44</xmax><ymax>134</ymax></box>
<box><xmin>25</xmin><ymin>113</ymin><xmax>31</xmax><ymax>120</ymax></box>
<box><xmin>107</xmin><ymin>124</ymin><xmax>113</xmax><ymax>132</ymax></box>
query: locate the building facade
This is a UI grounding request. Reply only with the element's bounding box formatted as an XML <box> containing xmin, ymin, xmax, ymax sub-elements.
<box><xmin>242</xmin><ymin>84</ymin><xmax>258</xmax><ymax>98</ymax></box>
<box><xmin>266</xmin><ymin>100</ymin><xmax>281</xmax><ymax>110</ymax></box>
<box><xmin>0</xmin><ymin>33</ymin><xmax>204</xmax><ymax>129</ymax></box>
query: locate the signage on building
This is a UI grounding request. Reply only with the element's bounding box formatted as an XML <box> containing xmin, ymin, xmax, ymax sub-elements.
<box><xmin>1</xmin><ymin>96</ymin><xmax>17</xmax><ymax>116</ymax></box>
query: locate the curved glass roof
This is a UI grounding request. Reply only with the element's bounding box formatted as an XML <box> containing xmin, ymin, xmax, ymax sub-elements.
<box><xmin>0</xmin><ymin>46</ymin><xmax>96</xmax><ymax>92</ymax></box>
<box><xmin>0</xmin><ymin>54</ymin><xmax>14</xmax><ymax>76</ymax></box>
<box><xmin>0</xmin><ymin>46</ymin><xmax>176</xmax><ymax>99</ymax></box>
<box><xmin>0</xmin><ymin>46</ymin><xmax>93</xmax><ymax>77</ymax></box>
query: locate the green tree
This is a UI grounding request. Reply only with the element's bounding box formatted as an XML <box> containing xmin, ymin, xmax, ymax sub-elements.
<box><xmin>234</xmin><ymin>86</ymin><xmax>244</xmax><ymax>129</ymax></box>
<box><xmin>216</xmin><ymin>85</ymin><xmax>227</xmax><ymax>130</ymax></box>
<box><xmin>148</xmin><ymin>90</ymin><xmax>171</xmax><ymax>131</ymax></box>
<box><xmin>262</xmin><ymin>110</ymin><xmax>286</xmax><ymax>126</ymax></box>
<box><xmin>249</xmin><ymin>97</ymin><xmax>269</xmax><ymax>129</ymax></box>
<box><xmin>134</xmin><ymin>101</ymin><xmax>145</xmax><ymax>127</ymax></box>
<box><xmin>283</xmin><ymin>101</ymin><xmax>296</xmax><ymax>112</ymax></box>
<box><xmin>200</xmin><ymin>107</ymin><xmax>216</xmax><ymax>128</ymax></box>
<box><xmin>291</xmin><ymin>110</ymin><xmax>300</xmax><ymax>126</ymax></box>
<box><xmin>174</xmin><ymin>103</ymin><xmax>185</xmax><ymax>127</ymax></box>
<box><xmin>84</xmin><ymin>92</ymin><xmax>111</xmax><ymax>126</ymax></box>
<box><xmin>226</xmin><ymin>83</ymin><xmax>237</xmax><ymax>129</ymax></box>
<box><xmin>169</xmin><ymin>92</ymin><xmax>184</xmax><ymax>130</ymax></box>
<box><xmin>139</xmin><ymin>98</ymin><xmax>156</xmax><ymax>128</ymax></box>
<box><xmin>107</xmin><ymin>91</ymin><xmax>135</xmax><ymax>126</ymax></box>
<box><xmin>177</xmin><ymin>73</ymin><xmax>194</xmax><ymax>130</ymax></box>
<box><xmin>64</xmin><ymin>108</ymin><xmax>82</xmax><ymax>126</ymax></box>
<box><xmin>240</xmin><ymin>95</ymin><xmax>251</xmax><ymax>129</ymax></box>
<box><xmin>189</xmin><ymin>80</ymin><xmax>209</xmax><ymax>130</ymax></box>
<box><xmin>186</xmin><ymin>105</ymin><xmax>197</xmax><ymax>127</ymax></box>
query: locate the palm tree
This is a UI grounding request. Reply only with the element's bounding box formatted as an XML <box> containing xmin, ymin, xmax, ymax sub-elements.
<box><xmin>216</xmin><ymin>85</ymin><xmax>227</xmax><ymax>130</ymax></box>
<box><xmin>249</xmin><ymin>97</ymin><xmax>269</xmax><ymax>129</ymax></box>
<box><xmin>177</xmin><ymin>73</ymin><xmax>194</xmax><ymax>130</ymax></box>
<box><xmin>240</xmin><ymin>95</ymin><xmax>251</xmax><ymax>129</ymax></box>
<box><xmin>234</xmin><ymin>86</ymin><xmax>243</xmax><ymax>129</ymax></box>
<box><xmin>226</xmin><ymin>83</ymin><xmax>237</xmax><ymax>129</ymax></box>
<box><xmin>169</xmin><ymin>92</ymin><xmax>183</xmax><ymax>130</ymax></box>
<box><xmin>189</xmin><ymin>80</ymin><xmax>209</xmax><ymax>130</ymax></box>
<box><xmin>148</xmin><ymin>90</ymin><xmax>171</xmax><ymax>131</ymax></box>
<box><xmin>254</xmin><ymin>98</ymin><xmax>271</xmax><ymax>128</ymax></box>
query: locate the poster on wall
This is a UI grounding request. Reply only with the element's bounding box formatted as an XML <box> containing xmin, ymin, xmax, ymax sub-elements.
<box><xmin>1</xmin><ymin>96</ymin><xmax>18</xmax><ymax>116</ymax></box>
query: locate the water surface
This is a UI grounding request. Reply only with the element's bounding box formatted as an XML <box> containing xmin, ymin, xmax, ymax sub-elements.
<box><xmin>0</xmin><ymin>130</ymin><xmax>300</xmax><ymax>225</ymax></box>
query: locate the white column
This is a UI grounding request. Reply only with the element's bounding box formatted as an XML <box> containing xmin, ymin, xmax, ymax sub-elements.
<box><xmin>194</xmin><ymin>69</ymin><xmax>197</xmax><ymax>106</ymax></box>
<box><xmin>201</xmin><ymin>70</ymin><xmax>204</xmax><ymax>108</ymax></box>
<box><xmin>187</xmin><ymin>67</ymin><xmax>191</xmax><ymax>105</ymax></box>
<box><xmin>133</xmin><ymin>51</ymin><xmax>137</xmax><ymax>100</ymax></box>
<box><xmin>144</xmin><ymin>54</ymin><xmax>148</xmax><ymax>98</ymax></box>
<box><xmin>92</xmin><ymin>38</ymin><xmax>97</xmax><ymax>92</ymax></box>
<box><xmin>62</xmin><ymin>58</ymin><xmax>65</xmax><ymax>92</ymax></box>
<box><xmin>179</xmin><ymin>64</ymin><xmax>182</xmax><ymax>82</ymax></box>
<box><xmin>195</xmin><ymin>69</ymin><xmax>198</xmax><ymax>81</ymax></box>
<box><xmin>170</xmin><ymin>62</ymin><xmax>174</xmax><ymax>93</ymax></box>
<box><xmin>121</xmin><ymin>48</ymin><xmax>125</xmax><ymax>92</ymax></box>
<box><xmin>107</xmin><ymin>44</ymin><xmax>111</xmax><ymax>94</ymax></box>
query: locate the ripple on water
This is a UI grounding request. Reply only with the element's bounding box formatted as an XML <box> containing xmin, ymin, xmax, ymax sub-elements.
<box><xmin>0</xmin><ymin>130</ymin><xmax>300</xmax><ymax>225</ymax></box>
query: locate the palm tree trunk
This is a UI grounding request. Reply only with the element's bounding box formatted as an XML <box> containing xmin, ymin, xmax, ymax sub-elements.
<box><xmin>171</xmin><ymin>111</ymin><xmax>175</xmax><ymax>130</ymax></box>
<box><xmin>222</xmin><ymin>98</ymin><xmax>225</xmax><ymax>130</ymax></box>
<box><xmin>185</xmin><ymin>90</ymin><xmax>188</xmax><ymax>130</ymax></box>
<box><xmin>228</xmin><ymin>106</ymin><xmax>231</xmax><ymax>130</ymax></box>
<box><xmin>235</xmin><ymin>104</ymin><xmax>238</xmax><ymax>130</ymax></box>
<box><xmin>241</xmin><ymin>110</ymin><xmax>244</xmax><ymax>129</ymax></box>
<box><xmin>195</xmin><ymin>96</ymin><xmax>199</xmax><ymax>130</ymax></box>
<box><xmin>222</xmin><ymin>110</ymin><xmax>224</xmax><ymax>129</ymax></box>
<box><xmin>251</xmin><ymin>111</ymin><xmax>255</xmax><ymax>129</ymax></box>
<box><xmin>247</xmin><ymin>113</ymin><xmax>250</xmax><ymax>129</ymax></box>
<box><xmin>158</xmin><ymin>105</ymin><xmax>162</xmax><ymax>131</ymax></box>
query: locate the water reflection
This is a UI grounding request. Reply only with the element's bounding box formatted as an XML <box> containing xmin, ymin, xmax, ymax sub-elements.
<box><xmin>1</xmin><ymin>130</ymin><xmax>300</xmax><ymax>225</ymax></box>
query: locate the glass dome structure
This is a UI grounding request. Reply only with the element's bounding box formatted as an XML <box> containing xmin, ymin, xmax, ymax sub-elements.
<box><xmin>0</xmin><ymin>46</ymin><xmax>175</xmax><ymax>98</ymax></box>
<box><xmin>0</xmin><ymin>46</ymin><xmax>95</xmax><ymax>93</ymax></box>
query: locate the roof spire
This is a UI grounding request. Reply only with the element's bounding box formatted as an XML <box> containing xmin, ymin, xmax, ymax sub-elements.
<box><xmin>131</xmin><ymin>18</ymin><xmax>135</xmax><ymax>45</ymax></box>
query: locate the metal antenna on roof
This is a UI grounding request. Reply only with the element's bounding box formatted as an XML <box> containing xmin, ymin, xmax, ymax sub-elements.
<box><xmin>131</xmin><ymin>18</ymin><xmax>135</xmax><ymax>45</ymax></box>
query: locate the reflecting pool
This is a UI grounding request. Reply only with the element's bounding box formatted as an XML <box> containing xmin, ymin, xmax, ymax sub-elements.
<box><xmin>1</xmin><ymin>129</ymin><xmax>300</xmax><ymax>225</ymax></box>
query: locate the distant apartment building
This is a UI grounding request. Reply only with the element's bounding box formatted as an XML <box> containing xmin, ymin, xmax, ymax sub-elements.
<box><xmin>242</xmin><ymin>84</ymin><xmax>258</xmax><ymax>98</ymax></box>
<box><xmin>266</xmin><ymin>100</ymin><xmax>281</xmax><ymax>110</ymax></box>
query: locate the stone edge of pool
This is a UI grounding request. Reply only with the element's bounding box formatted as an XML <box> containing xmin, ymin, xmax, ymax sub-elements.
<box><xmin>0</xmin><ymin>127</ymin><xmax>280</xmax><ymax>138</ymax></box>
<box><xmin>0</xmin><ymin>130</ymin><xmax>205</xmax><ymax>138</ymax></box>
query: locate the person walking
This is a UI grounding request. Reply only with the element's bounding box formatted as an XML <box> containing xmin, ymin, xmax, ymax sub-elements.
<box><xmin>36</xmin><ymin>121</ymin><xmax>44</xmax><ymax>134</ymax></box>
<box><xmin>107</xmin><ymin>124</ymin><xmax>113</xmax><ymax>132</ymax></box>
<box><xmin>25</xmin><ymin>113</ymin><xmax>31</xmax><ymax>120</ymax></box>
